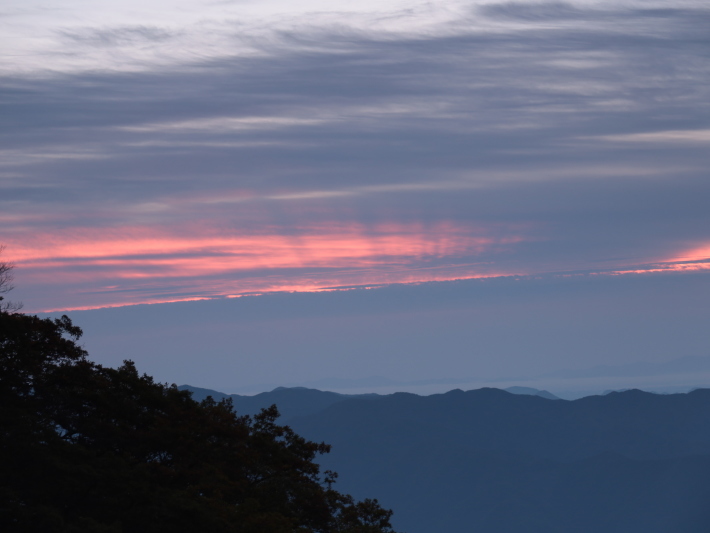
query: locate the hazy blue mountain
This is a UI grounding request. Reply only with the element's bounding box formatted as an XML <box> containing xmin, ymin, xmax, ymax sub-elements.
<box><xmin>179</xmin><ymin>385</ymin><xmax>710</xmax><ymax>531</ymax></box>
<box><xmin>178</xmin><ymin>384</ymin><xmax>377</xmax><ymax>421</ymax></box>
<box><xmin>292</xmin><ymin>388</ymin><xmax>710</xmax><ymax>461</ymax></box>
<box><xmin>178</xmin><ymin>385</ymin><xmax>231</xmax><ymax>402</ymax></box>
<box><xmin>283</xmin><ymin>388</ymin><xmax>710</xmax><ymax>533</ymax></box>
<box><xmin>503</xmin><ymin>386</ymin><xmax>560</xmax><ymax>400</ymax></box>
<box><xmin>180</xmin><ymin>384</ymin><xmax>561</xmax><ymax>418</ymax></box>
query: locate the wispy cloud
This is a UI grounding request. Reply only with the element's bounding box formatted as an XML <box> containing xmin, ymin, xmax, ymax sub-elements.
<box><xmin>593</xmin><ymin>129</ymin><xmax>710</xmax><ymax>144</ymax></box>
<box><xmin>2</xmin><ymin>0</ymin><xmax>709</xmax><ymax>311</ymax></box>
<box><xmin>60</xmin><ymin>25</ymin><xmax>178</xmax><ymax>47</ymax></box>
<box><xmin>8</xmin><ymin>221</ymin><xmax>530</xmax><ymax>310</ymax></box>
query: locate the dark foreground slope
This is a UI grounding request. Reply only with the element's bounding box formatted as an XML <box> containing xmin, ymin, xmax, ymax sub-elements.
<box><xmin>0</xmin><ymin>312</ymin><xmax>399</xmax><ymax>533</ymax></box>
<box><xmin>287</xmin><ymin>388</ymin><xmax>710</xmax><ymax>533</ymax></box>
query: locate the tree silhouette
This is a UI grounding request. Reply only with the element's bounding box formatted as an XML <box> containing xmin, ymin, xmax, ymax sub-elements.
<box><xmin>0</xmin><ymin>310</ymin><xmax>398</xmax><ymax>532</ymax></box>
<box><xmin>0</xmin><ymin>246</ymin><xmax>22</xmax><ymax>313</ymax></box>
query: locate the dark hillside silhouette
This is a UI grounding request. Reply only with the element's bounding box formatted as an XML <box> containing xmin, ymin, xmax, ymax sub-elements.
<box><xmin>0</xmin><ymin>311</ymin><xmax>398</xmax><ymax>532</ymax></box>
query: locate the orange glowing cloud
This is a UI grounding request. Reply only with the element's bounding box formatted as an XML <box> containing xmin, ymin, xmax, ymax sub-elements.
<box><xmin>8</xmin><ymin>221</ymin><xmax>527</xmax><ymax>311</ymax></box>
<box><xmin>15</xmin><ymin>221</ymin><xmax>707</xmax><ymax>313</ymax></box>
<box><xmin>670</xmin><ymin>244</ymin><xmax>710</xmax><ymax>263</ymax></box>
<box><xmin>13</xmin><ymin>223</ymin><xmax>516</xmax><ymax>275</ymax></box>
<box><xmin>609</xmin><ymin>262</ymin><xmax>710</xmax><ymax>276</ymax></box>
<box><xmin>592</xmin><ymin>243</ymin><xmax>710</xmax><ymax>277</ymax></box>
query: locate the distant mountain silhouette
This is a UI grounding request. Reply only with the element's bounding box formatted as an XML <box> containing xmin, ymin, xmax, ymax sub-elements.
<box><xmin>178</xmin><ymin>384</ymin><xmax>377</xmax><ymax>420</ymax></box>
<box><xmin>292</xmin><ymin>388</ymin><xmax>710</xmax><ymax>460</ymax></box>
<box><xmin>179</xmin><ymin>384</ymin><xmax>561</xmax><ymax>420</ymax></box>
<box><xmin>180</xmin><ymin>385</ymin><xmax>710</xmax><ymax>531</ymax></box>
<box><xmin>503</xmin><ymin>386</ymin><xmax>560</xmax><ymax>400</ymax></box>
<box><xmin>278</xmin><ymin>387</ymin><xmax>710</xmax><ymax>532</ymax></box>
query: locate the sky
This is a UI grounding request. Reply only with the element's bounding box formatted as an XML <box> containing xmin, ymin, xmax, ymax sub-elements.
<box><xmin>2</xmin><ymin>0</ymin><xmax>709</xmax><ymax>394</ymax></box>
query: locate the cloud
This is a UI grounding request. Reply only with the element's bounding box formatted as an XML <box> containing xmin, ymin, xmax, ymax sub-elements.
<box><xmin>8</xmin><ymin>221</ymin><xmax>528</xmax><ymax>311</ymax></box>
<box><xmin>1</xmin><ymin>0</ymin><xmax>709</xmax><ymax>311</ymax></box>
<box><xmin>593</xmin><ymin>129</ymin><xmax>710</xmax><ymax>144</ymax></box>
<box><xmin>48</xmin><ymin>267</ymin><xmax>710</xmax><ymax>391</ymax></box>
<box><xmin>60</xmin><ymin>25</ymin><xmax>177</xmax><ymax>47</ymax></box>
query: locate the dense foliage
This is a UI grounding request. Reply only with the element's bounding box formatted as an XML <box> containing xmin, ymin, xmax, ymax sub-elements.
<box><xmin>0</xmin><ymin>311</ymin><xmax>397</xmax><ymax>532</ymax></box>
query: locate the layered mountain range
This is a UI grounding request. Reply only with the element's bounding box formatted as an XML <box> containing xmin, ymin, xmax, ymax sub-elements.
<box><xmin>180</xmin><ymin>385</ymin><xmax>710</xmax><ymax>532</ymax></box>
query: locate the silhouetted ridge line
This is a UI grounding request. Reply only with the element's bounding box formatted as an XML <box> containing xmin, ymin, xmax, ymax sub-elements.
<box><xmin>280</xmin><ymin>387</ymin><xmax>710</xmax><ymax>532</ymax></box>
<box><xmin>178</xmin><ymin>384</ymin><xmax>378</xmax><ymax>420</ymax></box>
<box><xmin>176</xmin><ymin>385</ymin><xmax>710</xmax><ymax>531</ymax></box>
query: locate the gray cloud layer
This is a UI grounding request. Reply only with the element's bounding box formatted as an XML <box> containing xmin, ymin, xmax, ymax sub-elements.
<box><xmin>2</xmin><ymin>1</ymin><xmax>710</xmax><ymax>310</ymax></box>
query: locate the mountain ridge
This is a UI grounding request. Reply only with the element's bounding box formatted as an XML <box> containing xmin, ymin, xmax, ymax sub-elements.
<box><xmin>178</xmin><ymin>384</ymin><xmax>562</xmax><ymax>421</ymax></box>
<box><xmin>284</xmin><ymin>387</ymin><xmax>710</xmax><ymax>532</ymax></box>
